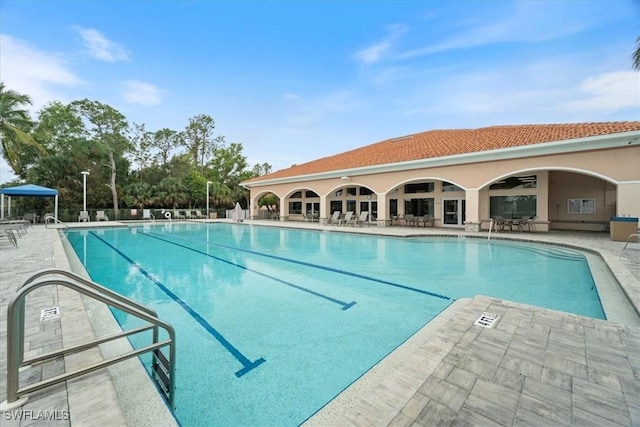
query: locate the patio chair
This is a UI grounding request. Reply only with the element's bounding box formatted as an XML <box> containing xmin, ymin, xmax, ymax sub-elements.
<box><xmin>193</xmin><ymin>210</ymin><xmax>204</xmax><ymax>219</ymax></box>
<box><xmin>348</xmin><ymin>211</ymin><xmax>368</xmax><ymax>226</ymax></box>
<box><xmin>401</xmin><ymin>214</ymin><xmax>416</xmax><ymax>227</ymax></box>
<box><xmin>516</xmin><ymin>216</ymin><xmax>531</xmax><ymax>232</ymax></box>
<box><xmin>96</xmin><ymin>211</ymin><xmax>109</xmax><ymax>221</ymax></box>
<box><xmin>184</xmin><ymin>211</ymin><xmax>193</xmax><ymax>219</ymax></box>
<box><xmin>492</xmin><ymin>215</ymin><xmax>507</xmax><ymax>231</ymax></box>
<box><xmin>142</xmin><ymin>209</ymin><xmax>154</xmax><ymax>220</ymax></box>
<box><xmin>340</xmin><ymin>211</ymin><xmax>353</xmax><ymax>226</ymax></box>
<box><xmin>78</xmin><ymin>211</ymin><xmax>90</xmax><ymax>222</ymax></box>
<box><xmin>328</xmin><ymin>211</ymin><xmax>341</xmax><ymax>225</ymax></box>
<box><xmin>172</xmin><ymin>210</ymin><xmax>185</xmax><ymax>220</ymax></box>
<box><xmin>420</xmin><ymin>214</ymin><xmax>435</xmax><ymax>227</ymax></box>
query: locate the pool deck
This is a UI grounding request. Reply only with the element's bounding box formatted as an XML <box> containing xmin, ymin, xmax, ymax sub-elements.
<box><xmin>1</xmin><ymin>219</ymin><xmax>639</xmax><ymax>426</ymax></box>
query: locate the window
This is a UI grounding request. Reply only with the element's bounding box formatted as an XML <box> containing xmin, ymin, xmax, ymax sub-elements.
<box><xmin>334</xmin><ymin>189</ymin><xmax>343</xmax><ymax>197</ymax></box>
<box><xmin>289</xmin><ymin>201</ymin><xmax>302</xmax><ymax>214</ymax></box>
<box><xmin>346</xmin><ymin>187</ymin><xmax>357</xmax><ymax>196</ymax></box>
<box><xmin>404</xmin><ymin>198</ymin><xmax>434</xmax><ymax>216</ymax></box>
<box><xmin>359</xmin><ymin>187</ymin><xmax>374</xmax><ymax>196</ymax></box>
<box><xmin>330</xmin><ymin>200</ymin><xmax>342</xmax><ymax>213</ymax></box>
<box><xmin>567</xmin><ymin>199</ymin><xmax>595</xmax><ymax>214</ymax></box>
<box><xmin>305</xmin><ymin>190</ymin><xmax>319</xmax><ymax>198</ymax></box>
<box><xmin>442</xmin><ymin>181</ymin><xmax>463</xmax><ymax>192</ymax></box>
<box><xmin>346</xmin><ymin>200</ymin><xmax>356</xmax><ymax>212</ymax></box>
<box><xmin>290</xmin><ymin>191</ymin><xmax>302</xmax><ymax>198</ymax></box>
<box><xmin>490</xmin><ymin>195</ymin><xmax>537</xmax><ymax>219</ymax></box>
<box><xmin>306</xmin><ymin>202</ymin><xmax>320</xmax><ymax>213</ymax></box>
<box><xmin>490</xmin><ymin>175</ymin><xmax>537</xmax><ymax>190</ymax></box>
<box><xmin>404</xmin><ymin>182</ymin><xmax>434</xmax><ymax>193</ymax></box>
<box><xmin>389</xmin><ymin>199</ymin><xmax>398</xmax><ymax>217</ymax></box>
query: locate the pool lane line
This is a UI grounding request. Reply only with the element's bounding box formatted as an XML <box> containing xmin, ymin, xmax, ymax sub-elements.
<box><xmin>88</xmin><ymin>231</ymin><xmax>266</xmax><ymax>378</ymax></box>
<box><xmin>148</xmin><ymin>230</ymin><xmax>452</xmax><ymax>301</ymax></box>
<box><xmin>140</xmin><ymin>231</ymin><xmax>357</xmax><ymax>311</ymax></box>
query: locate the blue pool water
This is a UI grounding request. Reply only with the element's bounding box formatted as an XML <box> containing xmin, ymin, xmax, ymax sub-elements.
<box><xmin>66</xmin><ymin>223</ymin><xmax>604</xmax><ymax>426</ymax></box>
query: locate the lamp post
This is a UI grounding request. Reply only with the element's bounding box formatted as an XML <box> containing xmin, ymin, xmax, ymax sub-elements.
<box><xmin>81</xmin><ymin>171</ymin><xmax>90</xmax><ymax>212</ymax></box>
<box><xmin>206</xmin><ymin>181</ymin><xmax>212</xmax><ymax>219</ymax></box>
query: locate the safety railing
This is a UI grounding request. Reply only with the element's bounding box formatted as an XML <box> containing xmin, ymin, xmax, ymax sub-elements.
<box><xmin>44</xmin><ymin>215</ymin><xmax>70</xmax><ymax>231</ymax></box>
<box><xmin>0</xmin><ymin>268</ymin><xmax>175</xmax><ymax>411</ymax></box>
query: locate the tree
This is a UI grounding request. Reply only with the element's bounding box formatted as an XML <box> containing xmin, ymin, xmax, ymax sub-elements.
<box><xmin>136</xmin><ymin>127</ymin><xmax>180</xmax><ymax>169</ymax></box>
<box><xmin>182</xmin><ymin>114</ymin><xmax>224</xmax><ymax>173</ymax></box>
<box><xmin>252</xmin><ymin>162</ymin><xmax>272</xmax><ymax>177</ymax></box>
<box><xmin>633</xmin><ymin>36</ymin><xmax>640</xmax><ymax>71</ymax></box>
<box><xmin>70</xmin><ymin>99</ymin><xmax>131</xmax><ymax>219</ymax></box>
<box><xmin>0</xmin><ymin>82</ymin><xmax>47</xmax><ymax>174</ymax></box>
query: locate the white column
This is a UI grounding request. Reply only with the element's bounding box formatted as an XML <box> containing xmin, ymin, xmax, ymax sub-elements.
<box><xmin>319</xmin><ymin>195</ymin><xmax>327</xmax><ymax>222</ymax></box>
<box><xmin>376</xmin><ymin>193</ymin><xmax>387</xmax><ymax>226</ymax></box>
<box><xmin>279</xmin><ymin>196</ymin><xmax>287</xmax><ymax>221</ymax></box>
<box><xmin>464</xmin><ymin>188</ymin><xmax>480</xmax><ymax>232</ymax></box>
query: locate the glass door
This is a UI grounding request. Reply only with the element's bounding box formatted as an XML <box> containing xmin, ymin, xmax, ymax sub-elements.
<box><xmin>442</xmin><ymin>199</ymin><xmax>465</xmax><ymax>227</ymax></box>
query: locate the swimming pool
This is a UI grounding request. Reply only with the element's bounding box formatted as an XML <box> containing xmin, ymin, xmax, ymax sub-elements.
<box><xmin>66</xmin><ymin>223</ymin><xmax>604</xmax><ymax>426</ymax></box>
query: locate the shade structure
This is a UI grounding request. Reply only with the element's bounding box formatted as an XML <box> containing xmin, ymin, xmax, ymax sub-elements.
<box><xmin>0</xmin><ymin>184</ymin><xmax>59</xmax><ymax>220</ymax></box>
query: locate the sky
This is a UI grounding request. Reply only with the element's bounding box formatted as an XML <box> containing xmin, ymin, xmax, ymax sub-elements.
<box><xmin>1</xmin><ymin>0</ymin><xmax>639</xmax><ymax>184</ymax></box>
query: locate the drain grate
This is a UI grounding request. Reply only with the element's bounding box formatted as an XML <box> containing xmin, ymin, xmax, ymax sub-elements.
<box><xmin>474</xmin><ymin>312</ymin><xmax>499</xmax><ymax>328</ymax></box>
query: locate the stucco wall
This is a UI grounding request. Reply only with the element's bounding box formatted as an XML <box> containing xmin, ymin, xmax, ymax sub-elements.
<box><xmin>248</xmin><ymin>145</ymin><xmax>640</xmax><ymax>230</ymax></box>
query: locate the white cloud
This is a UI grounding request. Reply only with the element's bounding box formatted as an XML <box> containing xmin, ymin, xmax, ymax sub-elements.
<box><xmin>354</xmin><ymin>24</ymin><xmax>408</xmax><ymax>64</ymax></box>
<box><xmin>0</xmin><ymin>34</ymin><xmax>84</xmax><ymax>112</ymax></box>
<box><xmin>396</xmin><ymin>2</ymin><xmax>595</xmax><ymax>61</ymax></box>
<box><xmin>561</xmin><ymin>71</ymin><xmax>640</xmax><ymax>113</ymax></box>
<box><xmin>75</xmin><ymin>27</ymin><xmax>130</xmax><ymax>62</ymax></box>
<box><xmin>121</xmin><ymin>81</ymin><xmax>166</xmax><ymax>106</ymax></box>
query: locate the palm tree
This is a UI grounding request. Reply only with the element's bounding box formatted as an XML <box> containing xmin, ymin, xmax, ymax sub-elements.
<box><xmin>0</xmin><ymin>82</ymin><xmax>46</xmax><ymax>173</ymax></box>
<box><xmin>633</xmin><ymin>36</ymin><xmax>640</xmax><ymax>71</ymax></box>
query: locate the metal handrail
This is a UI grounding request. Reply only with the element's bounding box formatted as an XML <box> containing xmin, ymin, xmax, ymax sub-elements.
<box><xmin>18</xmin><ymin>269</ymin><xmax>161</xmax><ymax>363</ymax></box>
<box><xmin>44</xmin><ymin>216</ymin><xmax>69</xmax><ymax>230</ymax></box>
<box><xmin>1</xmin><ymin>270</ymin><xmax>176</xmax><ymax>411</ymax></box>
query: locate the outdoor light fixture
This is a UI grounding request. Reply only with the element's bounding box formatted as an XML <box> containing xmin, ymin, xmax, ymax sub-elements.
<box><xmin>341</xmin><ymin>176</ymin><xmax>350</xmax><ymax>181</ymax></box>
<box><xmin>81</xmin><ymin>171</ymin><xmax>90</xmax><ymax>212</ymax></box>
<box><xmin>206</xmin><ymin>181</ymin><xmax>213</xmax><ymax>218</ymax></box>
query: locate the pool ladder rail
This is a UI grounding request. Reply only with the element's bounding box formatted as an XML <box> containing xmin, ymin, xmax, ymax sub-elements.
<box><xmin>1</xmin><ymin>268</ymin><xmax>176</xmax><ymax>411</ymax></box>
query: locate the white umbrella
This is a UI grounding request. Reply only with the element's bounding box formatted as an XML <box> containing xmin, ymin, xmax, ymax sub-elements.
<box><xmin>232</xmin><ymin>202</ymin><xmax>243</xmax><ymax>222</ymax></box>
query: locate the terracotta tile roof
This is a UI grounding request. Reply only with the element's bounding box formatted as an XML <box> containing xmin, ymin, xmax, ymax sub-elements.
<box><xmin>246</xmin><ymin>122</ymin><xmax>640</xmax><ymax>183</ymax></box>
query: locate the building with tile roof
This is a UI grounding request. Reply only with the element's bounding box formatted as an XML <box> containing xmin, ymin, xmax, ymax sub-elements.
<box><xmin>242</xmin><ymin>122</ymin><xmax>640</xmax><ymax>232</ymax></box>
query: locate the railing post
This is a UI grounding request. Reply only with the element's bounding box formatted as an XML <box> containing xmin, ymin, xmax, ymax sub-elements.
<box><xmin>1</xmin><ymin>293</ymin><xmax>30</xmax><ymax>409</ymax></box>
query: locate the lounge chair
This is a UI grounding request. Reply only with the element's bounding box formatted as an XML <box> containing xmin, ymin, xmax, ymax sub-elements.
<box><xmin>172</xmin><ymin>210</ymin><xmax>185</xmax><ymax>220</ymax></box>
<box><xmin>348</xmin><ymin>211</ymin><xmax>368</xmax><ymax>226</ymax></box>
<box><xmin>193</xmin><ymin>210</ymin><xmax>204</xmax><ymax>219</ymax></box>
<box><xmin>184</xmin><ymin>211</ymin><xmax>193</xmax><ymax>219</ymax></box>
<box><xmin>0</xmin><ymin>229</ymin><xmax>18</xmax><ymax>248</ymax></box>
<box><xmin>96</xmin><ymin>211</ymin><xmax>109</xmax><ymax>221</ymax></box>
<box><xmin>142</xmin><ymin>209</ymin><xmax>154</xmax><ymax>220</ymax></box>
<box><xmin>328</xmin><ymin>211</ymin><xmax>341</xmax><ymax>225</ymax></box>
<box><xmin>340</xmin><ymin>211</ymin><xmax>354</xmax><ymax>226</ymax></box>
<box><xmin>78</xmin><ymin>211</ymin><xmax>90</xmax><ymax>222</ymax></box>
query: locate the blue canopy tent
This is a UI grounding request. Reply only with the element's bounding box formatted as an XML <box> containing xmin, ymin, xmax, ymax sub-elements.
<box><xmin>0</xmin><ymin>184</ymin><xmax>59</xmax><ymax>221</ymax></box>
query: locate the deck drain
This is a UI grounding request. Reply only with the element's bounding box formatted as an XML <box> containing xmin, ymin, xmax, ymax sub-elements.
<box><xmin>40</xmin><ymin>306</ymin><xmax>60</xmax><ymax>321</ymax></box>
<box><xmin>474</xmin><ymin>312</ymin><xmax>499</xmax><ymax>328</ymax></box>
